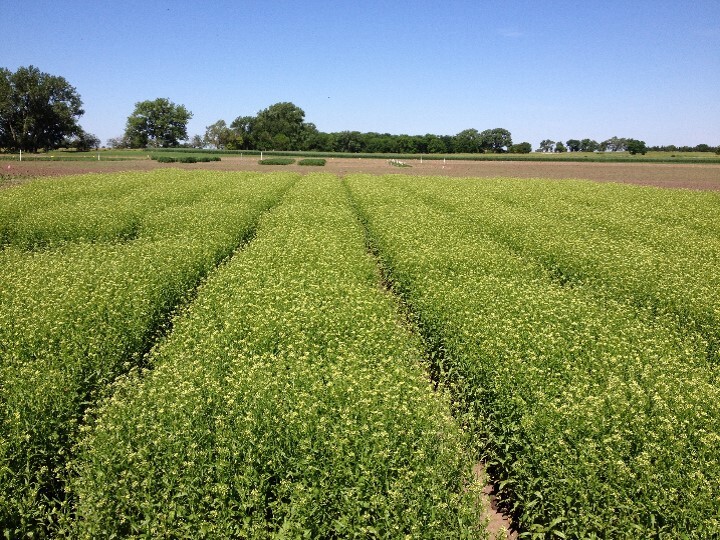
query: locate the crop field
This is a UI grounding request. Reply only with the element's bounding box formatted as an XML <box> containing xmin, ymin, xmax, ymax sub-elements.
<box><xmin>1</xmin><ymin>170</ymin><xmax>719</xmax><ymax>538</ymax></box>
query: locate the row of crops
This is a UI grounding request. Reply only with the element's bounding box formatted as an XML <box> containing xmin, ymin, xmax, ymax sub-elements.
<box><xmin>345</xmin><ymin>175</ymin><xmax>720</xmax><ymax>538</ymax></box>
<box><xmin>1</xmin><ymin>170</ymin><xmax>718</xmax><ymax>538</ymax></box>
<box><xmin>0</xmin><ymin>170</ymin><xmax>296</xmax><ymax>536</ymax></box>
<box><xmin>0</xmin><ymin>172</ymin><xmax>480</xmax><ymax>538</ymax></box>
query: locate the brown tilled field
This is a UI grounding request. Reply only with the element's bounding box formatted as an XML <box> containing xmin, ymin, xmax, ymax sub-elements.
<box><xmin>2</xmin><ymin>156</ymin><xmax>719</xmax><ymax>190</ymax></box>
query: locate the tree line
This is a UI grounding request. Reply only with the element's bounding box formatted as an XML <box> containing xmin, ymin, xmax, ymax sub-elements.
<box><xmin>112</xmin><ymin>101</ymin><xmax>529</xmax><ymax>154</ymax></box>
<box><xmin>537</xmin><ymin>137</ymin><xmax>650</xmax><ymax>155</ymax></box>
<box><xmin>2</xmin><ymin>66</ymin><xmax>718</xmax><ymax>155</ymax></box>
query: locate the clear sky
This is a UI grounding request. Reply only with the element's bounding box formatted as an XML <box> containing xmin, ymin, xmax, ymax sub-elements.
<box><xmin>2</xmin><ymin>0</ymin><xmax>719</xmax><ymax>147</ymax></box>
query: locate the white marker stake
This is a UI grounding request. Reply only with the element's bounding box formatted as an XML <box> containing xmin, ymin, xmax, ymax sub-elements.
<box><xmin>19</xmin><ymin>149</ymin><xmax>22</xmax><ymax>162</ymax></box>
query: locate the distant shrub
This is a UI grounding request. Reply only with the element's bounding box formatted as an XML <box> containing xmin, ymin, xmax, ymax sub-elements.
<box><xmin>259</xmin><ymin>158</ymin><xmax>295</xmax><ymax>165</ymax></box>
<box><xmin>152</xmin><ymin>154</ymin><xmax>220</xmax><ymax>163</ymax></box>
<box><xmin>298</xmin><ymin>158</ymin><xmax>326</xmax><ymax>166</ymax></box>
<box><xmin>509</xmin><ymin>142</ymin><xmax>532</xmax><ymax>154</ymax></box>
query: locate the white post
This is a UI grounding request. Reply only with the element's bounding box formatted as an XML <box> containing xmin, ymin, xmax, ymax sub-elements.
<box><xmin>260</xmin><ymin>151</ymin><xmax>263</xmax><ymax>160</ymax></box>
<box><xmin>19</xmin><ymin>149</ymin><xmax>22</xmax><ymax>162</ymax></box>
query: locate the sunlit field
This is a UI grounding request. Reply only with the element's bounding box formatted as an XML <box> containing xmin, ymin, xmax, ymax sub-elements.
<box><xmin>1</xmin><ymin>170</ymin><xmax>718</xmax><ymax>538</ymax></box>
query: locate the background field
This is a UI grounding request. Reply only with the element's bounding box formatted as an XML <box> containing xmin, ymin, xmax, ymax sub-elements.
<box><xmin>2</xmin><ymin>151</ymin><xmax>719</xmax><ymax>191</ymax></box>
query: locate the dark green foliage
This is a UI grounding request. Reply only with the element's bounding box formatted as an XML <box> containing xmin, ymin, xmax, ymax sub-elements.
<box><xmin>298</xmin><ymin>158</ymin><xmax>326</xmax><ymax>166</ymax></box>
<box><xmin>566</xmin><ymin>139</ymin><xmax>582</xmax><ymax>152</ymax></box>
<box><xmin>453</xmin><ymin>128</ymin><xmax>483</xmax><ymax>153</ymax></box>
<box><xmin>63</xmin><ymin>129</ymin><xmax>101</xmax><ymax>151</ymax></box>
<box><xmin>479</xmin><ymin>128</ymin><xmax>512</xmax><ymax>152</ymax></box>
<box><xmin>626</xmin><ymin>138</ymin><xmax>648</xmax><ymax>155</ymax></box>
<box><xmin>537</xmin><ymin>139</ymin><xmax>555</xmax><ymax>152</ymax></box>
<box><xmin>124</xmin><ymin>98</ymin><xmax>192</xmax><ymax>148</ymax></box>
<box><xmin>0</xmin><ymin>65</ymin><xmax>84</xmax><ymax>152</ymax></box>
<box><xmin>248</xmin><ymin>102</ymin><xmax>314</xmax><ymax>151</ymax></box>
<box><xmin>509</xmin><ymin>142</ymin><xmax>532</xmax><ymax>154</ymax></box>
<box><xmin>259</xmin><ymin>157</ymin><xmax>295</xmax><ymax>165</ymax></box>
<box><xmin>580</xmin><ymin>138</ymin><xmax>600</xmax><ymax>152</ymax></box>
<box><xmin>151</xmin><ymin>154</ymin><xmax>220</xmax><ymax>163</ymax></box>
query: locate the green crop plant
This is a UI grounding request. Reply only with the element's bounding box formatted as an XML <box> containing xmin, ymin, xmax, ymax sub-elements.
<box><xmin>0</xmin><ymin>169</ymin><xmax>228</xmax><ymax>248</ymax></box>
<box><xmin>6</xmin><ymin>168</ymin><xmax>718</xmax><ymax>538</ymax></box>
<box><xmin>397</xmin><ymin>176</ymin><xmax>720</xmax><ymax>361</ymax></box>
<box><xmin>298</xmin><ymin>158</ymin><xmax>326</xmax><ymax>166</ymax></box>
<box><xmin>0</xmin><ymin>171</ymin><xmax>295</xmax><ymax>537</ymax></box>
<box><xmin>345</xmin><ymin>174</ymin><xmax>720</xmax><ymax>538</ymax></box>
<box><xmin>259</xmin><ymin>157</ymin><xmax>295</xmax><ymax>165</ymax></box>
<box><xmin>66</xmin><ymin>174</ymin><xmax>482</xmax><ymax>539</ymax></box>
<box><xmin>150</xmin><ymin>154</ymin><xmax>221</xmax><ymax>163</ymax></box>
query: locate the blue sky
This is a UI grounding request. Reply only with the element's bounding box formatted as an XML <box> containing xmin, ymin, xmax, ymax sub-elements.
<box><xmin>2</xmin><ymin>0</ymin><xmax>719</xmax><ymax>147</ymax></box>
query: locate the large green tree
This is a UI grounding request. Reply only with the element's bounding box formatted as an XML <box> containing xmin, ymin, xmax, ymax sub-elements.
<box><xmin>509</xmin><ymin>142</ymin><xmax>532</xmax><ymax>153</ymax></box>
<box><xmin>203</xmin><ymin>119</ymin><xmax>242</xmax><ymax>149</ymax></box>
<box><xmin>480</xmin><ymin>128</ymin><xmax>512</xmax><ymax>153</ymax></box>
<box><xmin>566</xmin><ymin>139</ymin><xmax>581</xmax><ymax>152</ymax></box>
<box><xmin>124</xmin><ymin>98</ymin><xmax>192</xmax><ymax>148</ymax></box>
<box><xmin>537</xmin><ymin>139</ymin><xmax>555</xmax><ymax>152</ymax></box>
<box><xmin>625</xmin><ymin>138</ymin><xmax>647</xmax><ymax>155</ymax></box>
<box><xmin>600</xmin><ymin>136</ymin><xmax>627</xmax><ymax>152</ymax></box>
<box><xmin>453</xmin><ymin>128</ymin><xmax>483</xmax><ymax>153</ymax></box>
<box><xmin>251</xmin><ymin>102</ymin><xmax>310</xmax><ymax>150</ymax></box>
<box><xmin>229</xmin><ymin>115</ymin><xmax>254</xmax><ymax>150</ymax></box>
<box><xmin>580</xmin><ymin>138</ymin><xmax>599</xmax><ymax>152</ymax></box>
<box><xmin>0</xmin><ymin>65</ymin><xmax>84</xmax><ymax>152</ymax></box>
